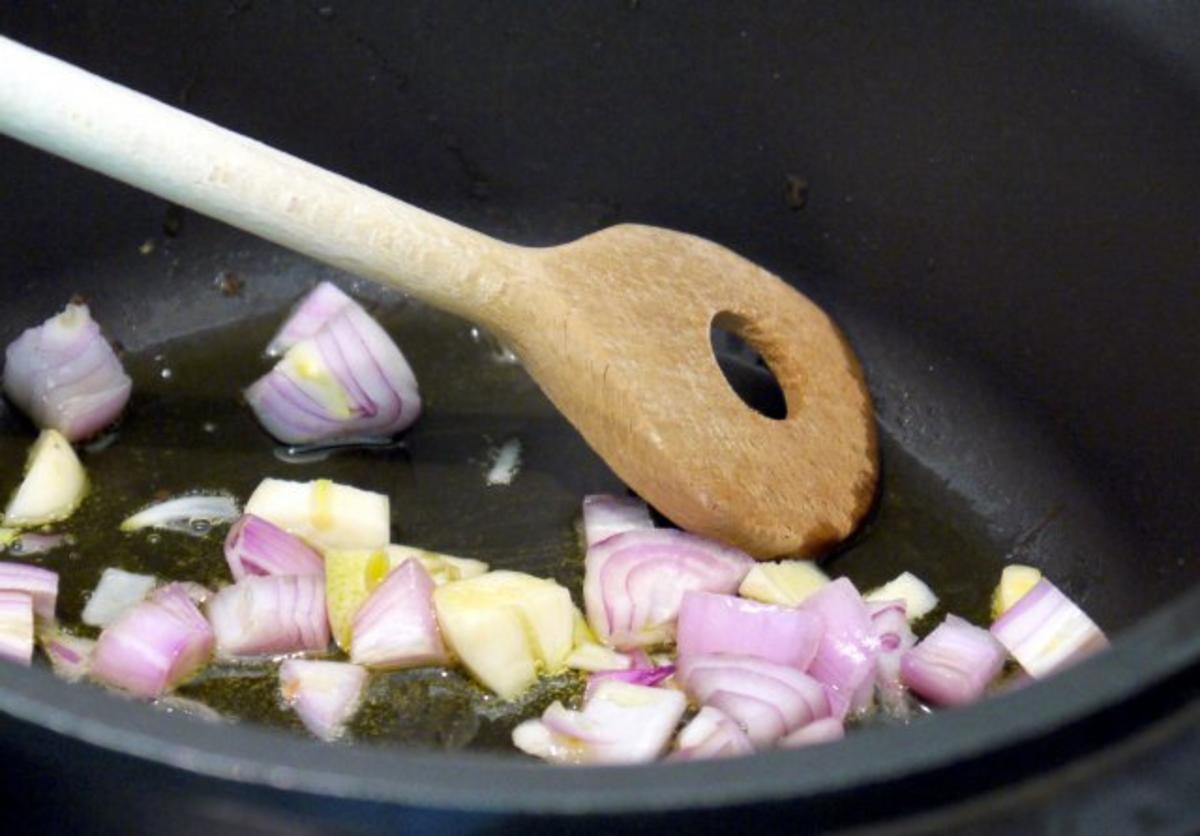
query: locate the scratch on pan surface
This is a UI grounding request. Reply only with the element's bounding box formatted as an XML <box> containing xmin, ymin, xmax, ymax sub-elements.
<box><xmin>485</xmin><ymin>438</ymin><xmax>523</xmax><ymax>486</ymax></box>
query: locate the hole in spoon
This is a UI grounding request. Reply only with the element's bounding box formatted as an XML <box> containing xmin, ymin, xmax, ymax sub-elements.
<box><xmin>710</xmin><ymin>312</ymin><xmax>788</xmax><ymax>420</ymax></box>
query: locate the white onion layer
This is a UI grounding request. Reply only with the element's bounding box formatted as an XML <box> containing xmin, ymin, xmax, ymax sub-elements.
<box><xmin>279</xmin><ymin>659</ymin><xmax>368</xmax><ymax>742</ymax></box>
<box><xmin>82</xmin><ymin>567</ymin><xmax>157</xmax><ymax>627</ymax></box>
<box><xmin>120</xmin><ymin>493</ymin><xmax>240</xmax><ymax>536</ymax></box>
<box><xmin>513</xmin><ymin>680</ymin><xmax>686</xmax><ymax>765</ymax></box>
<box><xmin>581</xmin><ymin>494</ymin><xmax>654</xmax><ymax>548</ymax></box>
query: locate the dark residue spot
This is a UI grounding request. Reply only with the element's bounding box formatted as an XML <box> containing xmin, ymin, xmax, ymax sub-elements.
<box><xmin>163</xmin><ymin>205</ymin><xmax>185</xmax><ymax>238</ymax></box>
<box><xmin>785</xmin><ymin>174</ymin><xmax>809</xmax><ymax>211</ymax></box>
<box><xmin>214</xmin><ymin>270</ymin><xmax>245</xmax><ymax>297</ymax></box>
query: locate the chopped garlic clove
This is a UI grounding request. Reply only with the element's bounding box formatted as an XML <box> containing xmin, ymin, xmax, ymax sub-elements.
<box><xmin>244</xmin><ymin>477</ymin><xmax>388</xmax><ymax>551</ymax></box>
<box><xmin>3</xmin><ymin>430</ymin><xmax>87</xmax><ymax>527</ymax></box>
<box><xmin>738</xmin><ymin>560</ymin><xmax>830</xmax><ymax>607</ymax></box>
<box><xmin>433</xmin><ymin>570</ymin><xmax>573</xmax><ymax>699</ymax></box>
<box><xmin>865</xmin><ymin>571</ymin><xmax>939</xmax><ymax>622</ymax></box>
<box><xmin>992</xmin><ymin>564</ymin><xmax>1043</xmax><ymax>618</ymax></box>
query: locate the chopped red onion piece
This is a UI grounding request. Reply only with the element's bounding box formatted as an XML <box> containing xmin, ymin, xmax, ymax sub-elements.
<box><xmin>901</xmin><ymin>614</ymin><xmax>1006</xmax><ymax>706</ymax></box>
<box><xmin>42</xmin><ymin>629</ymin><xmax>95</xmax><ymax>682</ymax></box>
<box><xmin>0</xmin><ymin>591</ymin><xmax>33</xmax><ymax>665</ymax></box>
<box><xmin>581</xmin><ymin>494</ymin><xmax>654</xmax><ymax>548</ymax></box>
<box><xmin>2</xmin><ymin>303</ymin><xmax>132</xmax><ymax>441</ymax></box>
<box><xmin>224</xmin><ymin>514</ymin><xmax>324</xmax><ymax>581</ymax></box>
<box><xmin>279</xmin><ymin>659</ymin><xmax>367</xmax><ymax>742</ymax></box>
<box><xmin>869</xmin><ymin>599</ymin><xmax>917</xmax><ymax>718</ymax></box>
<box><xmin>706</xmin><ymin>690</ymin><xmax>787</xmax><ymax>745</ymax></box>
<box><xmin>82</xmin><ymin>567</ymin><xmax>156</xmax><ymax>627</ymax></box>
<box><xmin>513</xmin><ymin>680</ymin><xmax>687</xmax><ymax>765</ymax></box>
<box><xmin>779</xmin><ymin>717</ymin><xmax>845</xmax><ymax>749</ymax></box>
<box><xmin>583</xmin><ymin>529</ymin><xmax>753</xmax><ymax>650</ymax></box>
<box><xmin>990</xmin><ymin>578</ymin><xmax>1108</xmax><ymax>678</ymax></box>
<box><xmin>0</xmin><ymin>561</ymin><xmax>58</xmax><ymax>621</ymax></box>
<box><xmin>246</xmin><ymin>304</ymin><xmax>421</xmax><ymax>445</ymax></box>
<box><xmin>350</xmin><ymin>559</ymin><xmax>446</xmax><ymax>669</ymax></box>
<box><xmin>585</xmin><ymin>664</ymin><xmax>675</xmax><ymax>700</ymax></box>
<box><xmin>265</xmin><ymin>282</ymin><xmax>357</xmax><ymax>357</ymax></box>
<box><xmin>207</xmin><ymin>575</ymin><xmax>329</xmax><ymax>658</ymax></box>
<box><xmin>91</xmin><ymin>583</ymin><xmax>214</xmax><ymax>697</ymax></box>
<box><xmin>676</xmin><ymin>591</ymin><xmax>823</xmax><ymax>670</ymax></box>
<box><xmin>121</xmin><ymin>493</ymin><xmax>240</xmax><ymax>536</ymax></box>
<box><xmin>669</xmin><ymin>705</ymin><xmax>754</xmax><ymax>761</ymax></box>
<box><xmin>869</xmin><ymin>600</ymin><xmax>913</xmax><ymax>653</ymax></box>
<box><xmin>676</xmin><ymin>653</ymin><xmax>832</xmax><ymax>747</ymax></box>
<box><xmin>801</xmin><ymin>578</ymin><xmax>878</xmax><ymax>717</ymax></box>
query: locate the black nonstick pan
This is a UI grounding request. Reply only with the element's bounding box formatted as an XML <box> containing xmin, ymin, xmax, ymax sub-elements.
<box><xmin>0</xmin><ymin>2</ymin><xmax>1198</xmax><ymax>833</ymax></box>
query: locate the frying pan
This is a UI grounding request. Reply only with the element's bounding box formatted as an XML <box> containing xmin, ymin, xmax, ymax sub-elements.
<box><xmin>1</xmin><ymin>1</ymin><xmax>1199</xmax><ymax>832</ymax></box>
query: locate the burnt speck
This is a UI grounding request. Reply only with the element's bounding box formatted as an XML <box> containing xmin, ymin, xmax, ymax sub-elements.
<box><xmin>214</xmin><ymin>270</ymin><xmax>245</xmax><ymax>297</ymax></box>
<box><xmin>69</xmin><ymin>293</ymin><xmax>89</xmax><ymax>306</ymax></box>
<box><xmin>785</xmin><ymin>174</ymin><xmax>809</xmax><ymax>211</ymax></box>
<box><xmin>163</xmin><ymin>205</ymin><xmax>185</xmax><ymax>238</ymax></box>
<box><xmin>110</xmin><ymin>339</ymin><xmax>126</xmax><ymax>358</ymax></box>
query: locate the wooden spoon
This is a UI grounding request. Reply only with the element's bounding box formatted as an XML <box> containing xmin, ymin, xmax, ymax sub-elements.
<box><xmin>0</xmin><ymin>37</ymin><xmax>877</xmax><ymax>558</ymax></box>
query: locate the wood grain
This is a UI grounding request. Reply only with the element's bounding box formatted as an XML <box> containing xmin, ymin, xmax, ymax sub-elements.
<box><xmin>0</xmin><ymin>37</ymin><xmax>878</xmax><ymax>557</ymax></box>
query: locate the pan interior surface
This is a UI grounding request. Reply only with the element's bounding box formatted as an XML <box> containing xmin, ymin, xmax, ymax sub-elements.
<box><xmin>0</xmin><ymin>0</ymin><xmax>1198</xmax><ymax>825</ymax></box>
<box><xmin>0</xmin><ymin>212</ymin><xmax>1139</xmax><ymax>751</ymax></box>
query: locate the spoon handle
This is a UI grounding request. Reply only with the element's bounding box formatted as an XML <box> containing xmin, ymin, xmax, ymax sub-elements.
<box><xmin>0</xmin><ymin>37</ymin><xmax>517</xmax><ymax>321</ymax></box>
